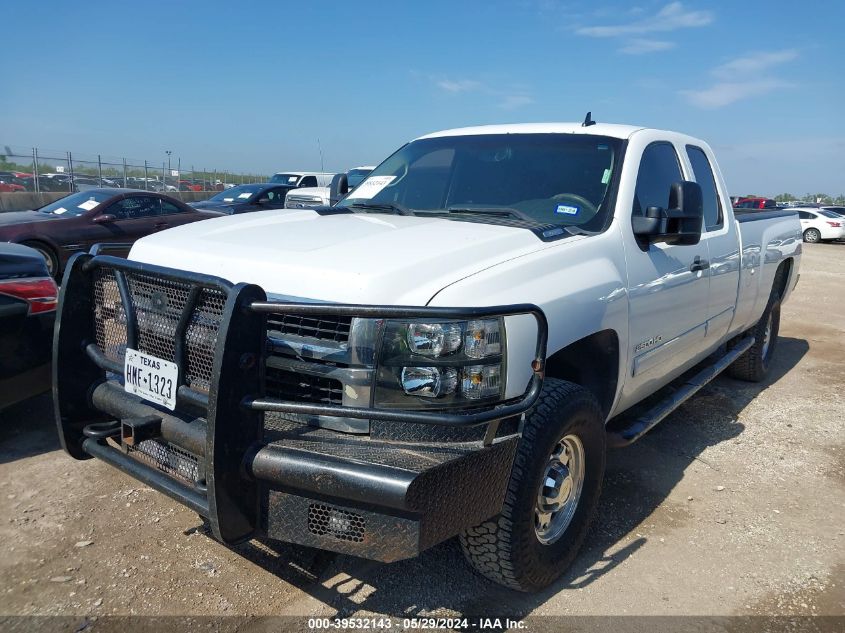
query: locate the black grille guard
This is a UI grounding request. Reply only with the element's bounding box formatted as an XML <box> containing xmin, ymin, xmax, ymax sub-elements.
<box><xmin>54</xmin><ymin>252</ymin><xmax>548</xmax><ymax>545</ymax></box>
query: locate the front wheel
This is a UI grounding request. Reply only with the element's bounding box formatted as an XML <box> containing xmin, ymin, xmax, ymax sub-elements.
<box><xmin>803</xmin><ymin>228</ymin><xmax>821</xmax><ymax>243</ymax></box>
<box><xmin>460</xmin><ymin>379</ymin><xmax>606</xmax><ymax>592</ymax></box>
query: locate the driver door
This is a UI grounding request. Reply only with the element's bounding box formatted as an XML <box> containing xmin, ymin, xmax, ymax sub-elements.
<box><xmin>621</xmin><ymin>142</ymin><xmax>711</xmax><ymax>406</ymax></box>
<box><xmin>84</xmin><ymin>195</ymin><xmax>163</xmax><ymax>253</ymax></box>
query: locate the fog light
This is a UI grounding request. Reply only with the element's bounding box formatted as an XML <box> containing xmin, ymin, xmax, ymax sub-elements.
<box><xmin>462</xmin><ymin>365</ymin><xmax>502</xmax><ymax>400</ymax></box>
<box><xmin>401</xmin><ymin>366</ymin><xmax>458</xmax><ymax>398</ymax></box>
<box><xmin>407</xmin><ymin>323</ymin><xmax>462</xmax><ymax>356</ymax></box>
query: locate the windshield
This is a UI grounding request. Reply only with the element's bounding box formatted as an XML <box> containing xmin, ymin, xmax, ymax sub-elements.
<box><xmin>347</xmin><ymin>168</ymin><xmax>372</xmax><ymax>189</ymax></box>
<box><xmin>341</xmin><ymin>134</ymin><xmax>622</xmax><ymax>230</ymax></box>
<box><xmin>38</xmin><ymin>191</ymin><xmax>113</xmax><ymax>217</ymax></box>
<box><xmin>820</xmin><ymin>210</ymin><xmax>842</xmax><ymax>218</ymax></box>
<box><xmin>270</xmin><ymin>173</ymin><xmax>301</xmax><ymax>185</ymax></box>
<box><xmin>208</xmin><ymin>184</ymin><xmax>262</xmax><ymax>203</ymax></box>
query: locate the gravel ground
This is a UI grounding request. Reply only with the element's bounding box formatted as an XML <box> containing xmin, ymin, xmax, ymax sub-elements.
<box><xmin>0</xmin><ymin>244</ymin><xmax>843</xmax><ymax>620</ymax></box>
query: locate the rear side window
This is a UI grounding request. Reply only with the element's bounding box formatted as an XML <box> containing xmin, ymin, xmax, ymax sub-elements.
<box><xmin>686</xmin><ymin>145</ymin><xmax>722</xmax><ymax>230</ymax></box>
<box><xmin>798</xmin><ymin>211</ymin><xmax>814</xmax><ymax>220</ymax></box>
<box><xmin>633</xmin><ymin>143</ymin><xmax>683</xmax><ymax>217</ymax></box>
<box><xmin>160</xmin><ymin>200</ymin><xmax>184</xmax><ymax>215</ymax></box>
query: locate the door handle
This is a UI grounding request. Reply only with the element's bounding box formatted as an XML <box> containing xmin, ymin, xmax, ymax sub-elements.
<box><xmin>154</xmin><ymin>222</ymin><xmax>168</xmax><ymax>230</ymax></box>
<box><xmin>690</xmin><ymin>256</ymin><xmax>710</xmax><ymax>272</ymax></box>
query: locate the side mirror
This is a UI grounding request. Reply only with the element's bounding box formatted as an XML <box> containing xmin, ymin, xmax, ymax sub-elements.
<box><xmin>633</xmin><ymin>181</ymin><xmax>703</xmax><ymax>245</ymax></box>
<box><xmin>329</xmin><ymin>173</ymin><xmax>349</xmax><ymax>206</ymax></box>
<box><xmin>93</xmin><ymin>214</ymin><xmax>116</xmax><ymax>224</ymax></box>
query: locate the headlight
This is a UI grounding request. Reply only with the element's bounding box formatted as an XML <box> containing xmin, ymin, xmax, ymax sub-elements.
<box><xmin>374</xmin><ymin>318</ymin><xmax>505</xmax><ymax>409</ymax></box>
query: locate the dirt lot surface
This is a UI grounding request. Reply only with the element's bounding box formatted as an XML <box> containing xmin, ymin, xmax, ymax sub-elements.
<box><xmin>1</xmin><ymin>244</ymin><xmax>843</xmax><ymax>622</ymax></box>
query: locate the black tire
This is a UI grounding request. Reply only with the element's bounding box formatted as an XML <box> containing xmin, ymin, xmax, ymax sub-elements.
<box><xmin>728</xmin><ymin>268</ymin><xmax>785</xmax><ymax>382</ymax></box>
<box><xmin>460</xmin><ymin>379</ymin><xmax>606</xmax><ymax>592</ymax></box>
<box><xmin>20</xmin><ymin>240</ymin><xmax>60</xmax><ymax>280</ymax></box>
<box><xmin>803</xmin><ymin>228</ymin><xmax>821</xmax><ymax>243</ymax></box>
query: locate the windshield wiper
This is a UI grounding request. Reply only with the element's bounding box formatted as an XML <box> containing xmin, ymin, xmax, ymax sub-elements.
<box><xmin>446</xmin><ymin>206</ymin><xmax>540</xmax><ymax>224</ymax></box>
<box><xmin>347</xmin><ymin>201</ymin><xmax>414</xmax><ymax>216</ymax></box>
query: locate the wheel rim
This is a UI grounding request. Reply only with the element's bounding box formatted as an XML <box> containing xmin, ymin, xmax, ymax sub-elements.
<box><xmin>534</xmin><ymin>434</ymin><xmax>585</xmax><ymax>545</ymax></box>
<box><xmin>761</xmin><ymin>312</ymin><xmax>773</xmax><ymax>359</ymax></box>
<box><xmin>32</xmin><ymin>247</ymin><xmax>54</xmax><ymax>276</ymax></box>
<box><xmin>806</xmin><ymin>229</ymin><xmax>820</xmax><ymax>243</ymax></box>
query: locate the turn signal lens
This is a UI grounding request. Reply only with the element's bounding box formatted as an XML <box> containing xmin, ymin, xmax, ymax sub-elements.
<box><xmin>461</xmin><ymin>365</ymin><xmax>502</xmax><ymax>400</ymax></box>
<box><xmin>464</xmin><ymin>319</ymin><xmax>502</xmax><ymax>359</ymax></box>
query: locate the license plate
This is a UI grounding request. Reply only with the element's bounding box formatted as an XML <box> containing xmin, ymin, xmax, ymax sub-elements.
<box><xmin>124</xmin><ymin>348</ymin><xmax>178</xmax><ymax>411</ymax></box>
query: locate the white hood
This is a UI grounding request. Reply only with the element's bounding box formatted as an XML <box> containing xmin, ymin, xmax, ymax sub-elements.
<box><xmin>129</xmin><ymin>210</ymin><xmax>547</xmax><ymax>305</ymax></box>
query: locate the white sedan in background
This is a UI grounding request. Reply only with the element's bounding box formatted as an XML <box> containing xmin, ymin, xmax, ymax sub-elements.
<box><xmin>792</xmin><ymin>207</ymin><xmax>845</xmax><ymax>243</ymax></box>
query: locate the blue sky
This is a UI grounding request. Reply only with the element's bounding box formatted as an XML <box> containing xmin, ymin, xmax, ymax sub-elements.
<box><xmin>4</xmin><ymin>0</ymin><xmax>844</xmax><ymax>195</ymax></box>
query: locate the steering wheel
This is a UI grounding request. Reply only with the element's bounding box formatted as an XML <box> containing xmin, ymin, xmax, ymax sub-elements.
<box><xmin>551</xmin><ymin>193</ymin><xmax>598</xmax><ymax>217</ymax></box>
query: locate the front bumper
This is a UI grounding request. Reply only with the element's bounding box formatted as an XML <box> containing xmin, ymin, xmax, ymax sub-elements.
<box><xmin>54</xmin><ymin>254</ymin><xmax>547</xmax><ymax>561</ymax></box>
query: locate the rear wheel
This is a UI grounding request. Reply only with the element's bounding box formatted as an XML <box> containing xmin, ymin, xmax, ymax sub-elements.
<box><xmin>20</xmin><ymin>241</ymin><xmax>59</xmax><ymax>280</ymax></box>
<box><xmin>803</xmin><ymin>228</ymin><xmax>821</xmax><ymax>243</ymax></box>
<box><xmin>728</xmin><ymin>267</ymin><xmax>785</xmax><ymax>382</ymax></box>
<box><xmin>460</xmin><ymin>379</ymin><xmax>606</xmax><ymax>592</ymax></box>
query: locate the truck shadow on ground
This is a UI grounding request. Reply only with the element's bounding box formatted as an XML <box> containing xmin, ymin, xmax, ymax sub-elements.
<box><xmin>0</xmin><ymin>392</ymin><xmax>58</xmax><ymax>464</ymax></box>
<box><xmin>230</xmin><ymin>336</ymin><xmax>809</xmax><ymax>618</ymax></box>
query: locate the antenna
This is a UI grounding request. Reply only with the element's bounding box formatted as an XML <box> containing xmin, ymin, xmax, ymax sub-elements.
<box><xmin>317</xmin><ymin>138</ymin><xmax>324</xmax><ymax>172</ymax></box>
<box><xmin>582</xmin><ymin>112</ymin><xmax>596</xmax><ymax>127</ymax></box>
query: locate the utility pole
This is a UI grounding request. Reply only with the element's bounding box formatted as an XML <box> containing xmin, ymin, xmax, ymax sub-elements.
<box><xmin>317</xmin><ymin>138</ymin><xmax>324</xmax><ymax>172</ymax></box>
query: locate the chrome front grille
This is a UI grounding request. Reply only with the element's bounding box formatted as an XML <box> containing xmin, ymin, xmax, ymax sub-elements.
<box><xmin>265</xmin><ymin>365</ymin><xmax>343</xmax><ymax>405</ymax></box>
<box><xmin>285</xmin><ymin>196</ymin><xmax>324</xmax><ymax>209</ymax></box>
<box><xmin>267</xmin><ymin>313</ymin><xmax>352</xmax><ymax>343</ymax></box>
<box><xmin>264</xmin><ymin>314</ymin><xmax>379</xmax><ymax>434</ymax></box>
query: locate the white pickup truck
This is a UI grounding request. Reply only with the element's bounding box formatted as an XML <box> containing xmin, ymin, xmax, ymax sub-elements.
<box><xmin>54</xmin><ymin>121</ymin><xmax>801</xmax><ymax>592</ymax></box>
<box><xmin>283</xmin><ymin>166</ymin><xmax>374</xmax><ymax>209</ymax></box>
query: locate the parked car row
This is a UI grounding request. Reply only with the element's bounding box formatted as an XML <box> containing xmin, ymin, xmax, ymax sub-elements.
<box><xmin>0</xmin><ymin>172</ymin><xmax>252</xmax><ymax>193</ymax></box>
<box><xmin>0</xmin><ymin>189</ymin><xmax>221</xmax><ymax>279</ymax></box>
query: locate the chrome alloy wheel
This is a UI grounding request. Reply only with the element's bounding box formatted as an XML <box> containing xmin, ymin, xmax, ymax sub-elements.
<box><xmin>534</xmin><ymin>434</ymin><xmax>585</xmax><ymax>545</ymax></box>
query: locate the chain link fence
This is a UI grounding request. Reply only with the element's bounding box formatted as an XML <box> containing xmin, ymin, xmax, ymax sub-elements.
<box><xmin>0</xmin><ymin>144</ymin><xmax>268</xmax><ymax>193</ymax></box>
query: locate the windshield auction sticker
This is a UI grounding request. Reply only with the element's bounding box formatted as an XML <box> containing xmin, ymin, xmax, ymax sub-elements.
<box><xmin>347</xmin><ymin>175</ymin><xmax>395</xmax><ymax>200</ymax></box>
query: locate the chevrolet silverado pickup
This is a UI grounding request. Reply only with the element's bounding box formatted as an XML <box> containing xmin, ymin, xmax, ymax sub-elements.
<box><xmin>53</xmin><ymin>122</ymin><xmax>801</xmax><ymax>592</ymax></box>
<box><xmin>284</xmin><ymin>166</ymin><xmax>374</xmax><ymax>210</ymax></box>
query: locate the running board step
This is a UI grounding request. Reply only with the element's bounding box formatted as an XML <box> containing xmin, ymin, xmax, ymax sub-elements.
<box><xmin>607</xmin><ymin>336</ymin><xmax>755</xmax><ymax>447</ymax></box>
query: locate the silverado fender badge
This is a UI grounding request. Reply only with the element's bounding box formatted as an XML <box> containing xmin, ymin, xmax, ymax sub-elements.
<box><xmin>635</xmin><ymin>335</ymin><xmax>663</xmax><ymax>353</ymax></box>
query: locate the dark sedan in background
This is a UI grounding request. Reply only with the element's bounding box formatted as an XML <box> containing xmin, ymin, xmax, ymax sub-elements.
<box><xmin>0</xmin><ymin>243</ymin><xmax>58</xmax><ymax>411</ymax></box>
<box><xmin>189</xmin><ymin>183</ymin><xmax>294</xmax><ymax>214</ymax></box>
<box><xmin>0</xmin><ymin>189</ymin><xmax>222</xmax><ymax>279</ymax></box>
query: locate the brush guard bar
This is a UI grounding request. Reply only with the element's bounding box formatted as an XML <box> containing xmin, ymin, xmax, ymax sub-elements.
<box><xmin>54</xmin><ymin>253</ymin><xmax>548</xmax><ymax>553</ymax></box>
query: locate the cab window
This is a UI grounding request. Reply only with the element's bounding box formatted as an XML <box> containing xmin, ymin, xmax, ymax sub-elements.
<box><xmin>686</xmin><ymin>145</ymin><xmax>722</xmax><ymax>230</ymax></box>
